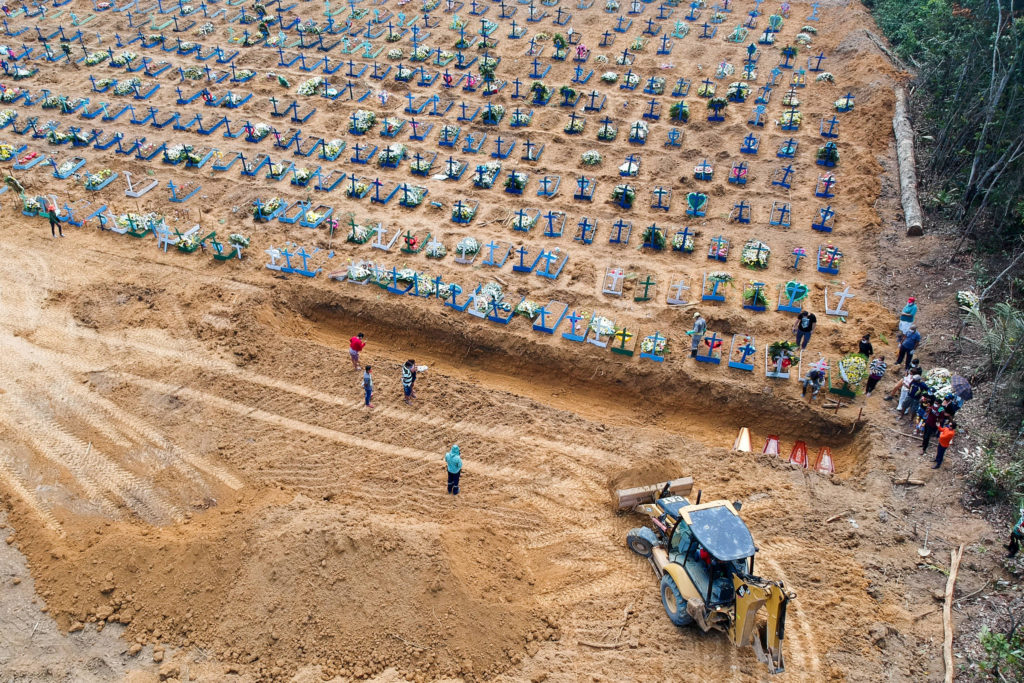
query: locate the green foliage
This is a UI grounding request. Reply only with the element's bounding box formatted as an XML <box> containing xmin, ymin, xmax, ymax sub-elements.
<box><xmin>964</xmin><ymin>302</ymin><xmax>1024</xmax><ymax>375</ymax></box>
<box><xmin>969</xmin><ymin>445</ymin><xmax>1024</xmax><ymax>501</ymax></box>
<box><xmin>978</xmin><ymin>624</ymin><xmax>1024</xmax><ymax>679</ymax></box>
<box><xmin>867</xmin><ymin>0</ymin><xmax>1024</xmax><ymax>248</ymax></box>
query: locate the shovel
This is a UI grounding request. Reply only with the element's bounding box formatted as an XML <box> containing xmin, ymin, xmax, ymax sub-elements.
<box><xmin>917</xmin><ymin>526</ymin><xmax>931</xmax><ymax>558</ymax></box>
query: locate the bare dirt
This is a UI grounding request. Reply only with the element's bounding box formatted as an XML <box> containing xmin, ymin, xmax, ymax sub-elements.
<box><xmin>1</xmin><ymin>0</ymin><xmax>1017</xmax><ymax>681</ymax></box>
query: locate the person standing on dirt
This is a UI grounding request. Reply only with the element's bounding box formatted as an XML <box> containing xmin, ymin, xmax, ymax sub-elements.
<box><xmin>865</xmin><ymin>356</ymin><xmax>887</xmax><ymax>396</ymax></box>
<box><xmin>899</xmin><ymin>297</ymin><xmax>918</xmax><ymax>335</ymax></box>
<box><xmin>932</xmin><ymin>421</ymin><xmax>956</xmax><ymax>469</ymax></box>
<box><xmin>46</xmin><ymin>203</ymin><xmax>63</xmax><ymax>238</ymax></box>
<box><xmin>899</xmin><ymin>371</ymin><xmax>927</xmax><ymax>419</ymax></box>
<box><xmin>858</xmin><ymin>334</ymin><xmax>874</xmax><ymax>357</ymax></box>
<box><xmin>793</xmin><ymin>310</ymin><xmax>816</xmax><ymax>350</ymax></box>
<box><xmin>920</xmin><ymin>400</ymin><xmax>941</xmax><ymax>453</ymax></box>
<box><xmin>402</xmin><ymin>359</ymin><xmax>417</xmax><ymax>404</ymax></box>
<box><xmin>896</xmin><ymin>324</ymin><xmax>922</xmax><ymax>370</ymax></box>
<box><xmin>444</xmin><ymin>444</ymin><xmax>462</xmax><ymax>495</ymax></box>
<box><xmin>362</xmin><ymin>365</ymin><xmax>374</xmax><ymax>409</ymax></box>
<box><xmin>1005</xmin><ymin>504</ymin><xmax>1024</xmax><ymax>558</ymax></box>
<box><xmin>687</xmin><ymin>312</ymin><xmax>706</xmax><ymax>358</ymax></box>
<box><xmin>349</xmin><ymin>332</ymin><xmax>366</xmax><ymax>370</ymax></box>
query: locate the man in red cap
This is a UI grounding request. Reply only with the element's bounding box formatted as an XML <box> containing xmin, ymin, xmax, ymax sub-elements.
<box><xmin>899</xmin><ymin>297</ymin><xmax>918</xmax><ymax>335</ymax></box>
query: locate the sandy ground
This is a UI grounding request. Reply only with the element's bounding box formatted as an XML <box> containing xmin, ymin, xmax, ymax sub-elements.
<box><xmin>1</xmin><ymin>0</ymin><xmax>1015</xmax><ymax>681</ymax></box>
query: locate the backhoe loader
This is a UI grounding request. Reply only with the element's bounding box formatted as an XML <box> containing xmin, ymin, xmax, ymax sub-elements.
<box><xmin>617</xmin><ymin>477</ymin><xmax>795</xmax><ymax>674</ymax></box>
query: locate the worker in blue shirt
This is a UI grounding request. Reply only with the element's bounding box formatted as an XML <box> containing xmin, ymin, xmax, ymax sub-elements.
<box><xmin>445</xmin><ymin>445</ymin><xmax>462</xmax><ymax>496</ymax></box>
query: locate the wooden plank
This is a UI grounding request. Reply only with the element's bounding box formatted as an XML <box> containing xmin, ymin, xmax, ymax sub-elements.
<box><xmin>943</xmin><ymin>544</ymin><xmax>964</xmax><ymax>683</ymax></box>
<box><xmin>616</xmin><ymin>477</ymin><xmax>693</xmax><ymax>509</ymax></box>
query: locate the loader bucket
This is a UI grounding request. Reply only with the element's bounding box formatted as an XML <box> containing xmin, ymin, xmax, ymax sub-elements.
<box><xmin>615</xmin><ymin>477</ymin><xmax>694</xmax><ymax>510</ymax></box>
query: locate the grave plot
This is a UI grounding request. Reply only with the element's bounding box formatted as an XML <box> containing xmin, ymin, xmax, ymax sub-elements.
<box><xmin>2</xmin><ymin>0</ymin><xmax>890</xmax><ymax>401</ymax></box>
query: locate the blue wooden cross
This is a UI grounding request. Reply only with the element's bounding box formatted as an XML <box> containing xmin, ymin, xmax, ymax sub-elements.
<box><xmin>610</xmin><ymin>218</ymin><xmax>631</xmax><ymax>244</ymax></box>
<box><xmin>812</xmin><ymin>205</ymin><xmax>835</xmax><ymax>232</ymax></box>
<box><xmin>543</xmin><ymin>211</ymin><xmax>562</xmax><ymax>237</ymax></box>
<box><xmin>772</xmin><ymin>164</ymin><xmax>794</xmax><ymax>189</ymax></box>
<box><xmin>697</xmin><ymin>331</ymin><xmax>722</xmax><ymax>363</ymax></box>
<box><xmin>537</xmin><ymin>174</ymin><xmax>553</xmax><ymax>195</ymax></box>
<box><xmin>600</xmin><ymin>30</ymin><xmax>613</xmax><ymax>46</ymax></box>
<box><xmin>700</xmin><ymin>22</ymin><xmax>716</xmax><ymax>38</ymax></box>
<box><xmin>562</xmin><ymin>309</ymin><xmax>586</xmax><ymax>341</ymax></box>
<box><xmin>741</xmin><ymin>133</ymin><xmax>759</xmax><ymax>154</ymax></box>
<box><xmin>816</xmin><ymin>174</ymin><xmax>836</xmax><ymax>198</ymax></box>
<box><xmin>522</xmin><ymin>138</ymin><xmax>537</xmax><ymax>160</ymax></box>
<box><xmin>709</xmin><ymin>235</ymin><xmax>728</xmax><ymax>261</ymax></box>
<box><xmin>492</xmin><ymin>136</ymin><xmax>513</xmax><ymax>158</ymax></box>
<box><xmin>732</xmin><ymin>200</ymin><xmax>751</xmax><ymax>224</ymax></box>
<box><xmin>651</xmin><ymin>186</ymin><xmax>670</xmax><ymax>211</ymax></box>
<box><xmin>629</xmin><ymin>121</ymin><xmax>646</xmax><ymax>142</ymax></box>
<box><xmin>442</xmin><ymin>154</ymin><xmax>458</xmax><ymax>176</ymax></box>
<box><xmin>576</xmin><ymin>217</ymin><xmax>596</xmax><ymax>243</ymax></box>
<box><xmin>643</xmin><ymin>98</ymin><xmax>660</xmax><ymax>121</ymax></box>
<box><xmin>738</xmin><ymin>340</ymin><xmax>756</xmax><ymax>363</ymax></box>
<box><xmin>529</xmin><ymin>56</ymin><xmax>548</xmax><ymax>79</ymax></box>
<box><xmin>820</xmin><ymin>115</ymin><xmax>839</xmax><ymax>138</ymax></box>
<box><xmin>807</xmin><ymin>51</ymin><xmax>825</xmax><ymax>71</ymax></box>
<box><xmin>748</xmin><ymin>104</ymin><xmax>767</xmax><ymax>127</ymax></box>
<box><xmin>770</xmin><ymin>201</ymin><xmax>792</xmax><ymax>227</ymax></box>
<box><xmin>480</xmin><ymin>240</ymin><xmax>500</xmax><ymax>266</ymax></box>
<box><xmin>565</xmin><ymin>109</ymin><xmax>582</xmax><ymax>131</ymax></box>
<box><xmin>370</xmin><ymin>177</ymin><xmax>385</xmax><ymax>202</ymax></box>
<box><xmin>574</xmin><ymin>175</ymin><xmax>595</xmax><ymax>201</ymax></box>
<box><xmin>768</xmin><ymin>67</ymin><xmax>782</xmax><ymax>86</ymax></box>
<box><xmin>513</xmin><ymin>245</ymin><xmax>532</xmax><ymax>271</ymax></box>
<box><xmin>780</xmin><ymin>45</ymin><xmax>796</xmax><ymax>69</ymax></box>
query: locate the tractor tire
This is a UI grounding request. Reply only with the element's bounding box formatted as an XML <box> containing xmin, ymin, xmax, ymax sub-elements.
<box><xmin>626</xmin><ymin>527</ymin><xmax>659</xmax><ymax>558</ymax></box>
<box><xmin>660</xmin><ymin>573</ymin><xmax>695</xmax><ymax>627</ymax></box>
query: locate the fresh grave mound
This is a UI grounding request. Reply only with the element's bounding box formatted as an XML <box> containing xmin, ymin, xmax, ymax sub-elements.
<box><xmin>34</xmin><ymin>495</ymin><xmax>540</xmax><ymax>681</ymax></box>
<box><xmin>207</xmin><ymin>498</ymin><xmax>542</xmax><ymax>680</ymax></box>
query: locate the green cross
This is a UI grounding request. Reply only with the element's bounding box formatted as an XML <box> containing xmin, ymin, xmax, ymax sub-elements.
<box><xmin>636</xmin><ymin>274</ymin><xmax>656</xmax><ymax>301</ymax></box>
<box><xmin>613</xmin><ymin>327</ymin><xmax>632</xmax><ymax>349</ymax></box>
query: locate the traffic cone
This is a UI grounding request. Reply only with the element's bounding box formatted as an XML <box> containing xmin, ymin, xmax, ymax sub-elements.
<box><xmin>788</xmin><ymin>441</ymin><xmax>808</xmax><ymax>468</ymax></box>
<box><xmin>762</xmin><ymin>435</ymin><xmax>780</xmax><ymax>456</ymax></box>
<box><xmin>814</xmin><ymin>447</ymin><xmax>835</xmax><ymax>474</ymax></box>
<box><xmin>733</xmin><ymin>427</ymin><xmax>752</xmax><ymax>452</ymax></box>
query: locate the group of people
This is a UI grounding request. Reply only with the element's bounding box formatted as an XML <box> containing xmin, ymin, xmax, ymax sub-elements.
<box><xmin>349</xmin><ymin>333</ymin><xmax>463</xmax><ymax>494</ymax></box>
<box><xmin>885</xmin><ymin>359</ymin><xmax>960</xmax><ymax>469</ymax></box>
<box><xmin>350</xmin><ymin>333</ymin><xmax>425</xmax><ymax>409</ymax></box>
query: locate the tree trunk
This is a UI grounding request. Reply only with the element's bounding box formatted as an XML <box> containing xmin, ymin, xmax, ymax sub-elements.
<box><xmin>893</xmin><ymin>88</ymin><xmax>924</xmax><ymax>236</ymax></box>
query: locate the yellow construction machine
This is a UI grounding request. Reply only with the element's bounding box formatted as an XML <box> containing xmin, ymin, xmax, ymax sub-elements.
<box><xmin>617</xmin><ymin>477</ymin><xmax>795</xmax><ymax>674</ymax></box>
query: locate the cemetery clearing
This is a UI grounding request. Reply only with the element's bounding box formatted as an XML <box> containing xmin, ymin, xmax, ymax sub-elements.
<box><xmin>0</xmin><ymin>0</ymin><xmax>964</xmax><ymax>680</ymax></box>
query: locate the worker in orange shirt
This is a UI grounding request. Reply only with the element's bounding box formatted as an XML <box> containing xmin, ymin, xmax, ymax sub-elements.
<box><xmin>932</xmin><ymin>421</ymin><xmax>956</xmax><ymax>470</ymax></box>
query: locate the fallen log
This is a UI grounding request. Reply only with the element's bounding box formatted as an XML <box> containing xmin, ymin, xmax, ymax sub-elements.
<box><xmin>893</xmin><ymin>88</ymin><xmax>924</xmax><ymax>236</ymax></box>
<box><xmin>943</xmin><ymin>545</ymin><xmax>965</xmax><ymax>683</ymax></box>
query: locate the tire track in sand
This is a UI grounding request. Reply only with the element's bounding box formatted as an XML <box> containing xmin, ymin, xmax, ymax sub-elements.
<box><xmin>0</xmin><ymin>449</ymin><xmax>65</xmax><ymax>536</ymax></box>
<box><xmin>0</xmin><ymin>397</ymin><xmax>178</xmax><ymax>524</ymax></box>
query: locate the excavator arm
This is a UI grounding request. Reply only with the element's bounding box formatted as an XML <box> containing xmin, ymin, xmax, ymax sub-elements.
<box><xmin>729</xmin><ymin>575</ymin><xmax>794</xmax><ymax>674</ymax></box>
